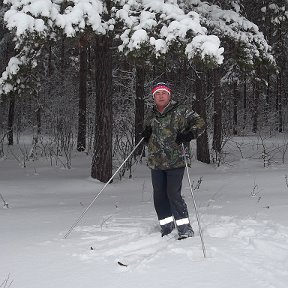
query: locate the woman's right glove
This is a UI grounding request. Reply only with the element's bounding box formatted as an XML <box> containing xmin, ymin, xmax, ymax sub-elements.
<box><xmin>175</xmin><ymin>131</ymin><xmax>195</xmax><ymax>145</ymax></box>
<box><xmin>141</xmin><ymin>126</ymin><xmax>152</xmax><ymax>143</ymax></box>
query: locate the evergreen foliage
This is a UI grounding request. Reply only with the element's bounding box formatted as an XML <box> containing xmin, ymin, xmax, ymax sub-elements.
<box><xmin>0</xmin><ymin>0</ymin><xmax>287</xmax><ymax>178</ymax></box>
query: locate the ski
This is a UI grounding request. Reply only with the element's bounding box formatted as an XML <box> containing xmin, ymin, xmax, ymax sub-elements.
<box><xmin>117</xmin><ymin>261</ymin><xmax>128</xmax><ymax>267</ymax></box>
<box><xmin>178</xmin><ymin>235</ymin><xmax>189</xmax><ymax>240</ymax></box>
<box><xmin>90</xmin><ymin>231</ymin><xmax>195</xmax><ymax>268</ymax></box>
<box><xmin>178</xmin><ymin>234</ymin><xmax>194</xmax><ymax>241</ymax></box>
<box><xmin>115</xmin><ymin>233</ymin><xmax>189</xmax><ymax>267</ymax></box>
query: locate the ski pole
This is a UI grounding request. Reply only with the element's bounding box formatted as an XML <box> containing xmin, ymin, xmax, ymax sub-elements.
<box><xmin>0</xmin><ymin>193</ymin><xmax>9</xmax><ymax>208</ymax></box>
<box><xmin>64</xmin><ymin>137</ymin><xmax>145</xmax><ymax>239</ymax></box>
<box><xmin>181</xmin><ymin>144</ymin><xmax>207</xmax><ymax>258</ymax></box>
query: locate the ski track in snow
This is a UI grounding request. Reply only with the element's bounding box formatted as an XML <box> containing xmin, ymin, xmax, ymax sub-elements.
<box><xmin>70</xmin><ymin>216</ymin><xmax>204</xmax><ymax>269</ymax></box>
<box><xmin>69</xmin><ymin>212</ymin><xmax>288</xmax><ymax>287</ymax></box>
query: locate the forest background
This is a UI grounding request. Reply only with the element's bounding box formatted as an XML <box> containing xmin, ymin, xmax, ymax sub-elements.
<box><xmin>0</xmin><ymin>0</ymin><xmax>287</xmax><ymax>182</ymax></box>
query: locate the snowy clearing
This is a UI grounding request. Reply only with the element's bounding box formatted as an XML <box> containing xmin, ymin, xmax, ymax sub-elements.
<box><xmin>1</xmin><ymin>137</ymin><xmax>288</xmax><ymax>288</ymax></box>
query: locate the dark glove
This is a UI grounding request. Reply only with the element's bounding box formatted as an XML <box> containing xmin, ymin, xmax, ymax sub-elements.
<box><xmin>175</xmin><ymin>131</ymin><xmax>194</xmax><ymax>145</ymax></box>
<box><xmin>141</xmin><ymin>126</ymin><xmax>152</xmax><ymax>143</ymax></box>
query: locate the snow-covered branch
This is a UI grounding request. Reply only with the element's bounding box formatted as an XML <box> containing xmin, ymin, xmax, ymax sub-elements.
<box><xmin>187</xmin><ymin>0</ymin><xmax>275</xmax><ymax>66</ymax></box>
<box><xmin>116</xmin><ymin>0</ymin><xmax>224</xmax><ymax>64</ymax></box>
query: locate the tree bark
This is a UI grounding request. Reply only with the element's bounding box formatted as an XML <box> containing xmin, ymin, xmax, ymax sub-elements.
<box><xmin>233</xmin><ymin>81</ymin><xmax>239</xmax><ymax>135</ymax></box>
<box><xmin>7</xmin><ymin>94</ymin><xmax>15</xmax><ymax>145</ymax></box>
<box><xmin>91</xmin><ymin>36</ymin><xmax>113</xmax><ymax>183</ymax></box>
<box><xmin>243</xmin><ymin>74</ymin><xmax>247</xmax><ymax>130</ymax></box>
<box><xmin>35</xmin><ymin>96</ymin><xmax>41</xmax><ymax>144</ymax></box>
<box><xmin>212</xmin><ymin>67</ymin><xmax>222</xmax><ymax>153</ymax></box>
<box><xmin>252</xmin><ymin>77</ymin><xmax>260</xmax><ymax>133</ymax></box>
<box><xmin>194</xmin><ymin>68</ymin><xmax>210</xmax><ymax>164</ymax></box>
<box><xmin>276</xmin><ymin>73</ymin><xmax>283</xmax><ymax>133</ymax></box>
<box><xmin>77</xmin><ymin>35</ymin><xmax>88</xmax><ymax>151</ymax></box>
<box><xmin>134</xmin><ymin>64</ymin><xmax>145</xmax><ymax>156</ymax></box>
<box><xmin>265</xmin><ymin>70</ymin><xmax>270</xmax><ymax>116</ymax></box>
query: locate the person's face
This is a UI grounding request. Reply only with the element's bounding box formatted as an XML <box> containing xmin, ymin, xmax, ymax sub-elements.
<box><xmin>153</xmin><ymin>90</ymin><xmax>171</xmax><ymax>111</ymax></box>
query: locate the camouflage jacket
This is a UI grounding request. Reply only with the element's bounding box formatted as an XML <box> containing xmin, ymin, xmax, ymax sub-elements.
<box><xmin>144</xmin><ymin>100</ymin><xmax>205</xmax><ymax>170</ymax></box>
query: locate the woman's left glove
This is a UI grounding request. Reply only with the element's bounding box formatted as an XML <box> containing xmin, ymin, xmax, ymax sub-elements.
<box><xmin>141</xmin><ymin>126</ymin><xmax>152</xmax><ymax>143</ymax></box>
<box><xmin>175</xmin><ymin>131</ymin><xmax>194</xmax><ymax>144</ymax></box>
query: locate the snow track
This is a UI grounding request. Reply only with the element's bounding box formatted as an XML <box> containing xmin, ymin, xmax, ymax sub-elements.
<box><xmin>72</xmin><ymin>213</ymin><xmax>288</xmax><ymax>287</ymax></box>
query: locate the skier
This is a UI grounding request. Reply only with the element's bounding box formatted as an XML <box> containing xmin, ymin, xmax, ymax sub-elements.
<box><xmin>142</xmin><ymin>82</ymin><xmax>205</xmax><ymax>239</ymax></box>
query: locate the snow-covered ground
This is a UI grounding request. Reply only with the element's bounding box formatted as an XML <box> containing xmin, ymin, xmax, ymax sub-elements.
<box><xmin>1</xmin><ymin>137</ymin><xmax>288</xmax><ymax>288</ymax></box>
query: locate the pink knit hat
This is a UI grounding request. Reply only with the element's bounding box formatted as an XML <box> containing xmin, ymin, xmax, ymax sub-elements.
<box><xmin>152</xmin><ymin>82</ymin><xmax>171</xmax><ymax>96</ymax></box>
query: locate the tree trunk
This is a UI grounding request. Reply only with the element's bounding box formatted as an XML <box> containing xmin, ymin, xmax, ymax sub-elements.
<box><xmin>60</xmin><ymin>37</ymin><xmax>65</xmax><ymax>72</ymax></box>
<box><xmin>212</xmin><ymin>67</ymin><xmax>222</xmax><ymax>153</ymax></box>
<box><xmin>276</xmin><ymin>73</ymin><xmax>283</xmax><ymax>133</ymax></box>
<box><xmin>134</xmin><ymin>64</ymin><xmax>145</xmax><ymax>156</ymax></box>
<box><xmin>7</xmin><ymin>94</ymin><xmax>15</xmax><ymax>145</ymax></box>
<box><xmin>243</xmin><ymin>74</ymin><xmax>247</xmax><ymax>130</ymax></box>
<box><xmin>233</xmin><ymin>81</ymin><xmax>239</xmax><ymax>135</ymax></box>
<box><xmin>91</xmin><ymin>35</ymin><xmax>113</xmax><ymax>183</ymax></box>
<box><xmin>252</xmin><ymin>77</ymin><xmax>260</xmax><ymax>133</ymax></box>
<box><xmin>265</xmin><ymin>70</ymin><xmax>270</xmax><ymax>116</ymax></box>
<box><xmin>35</xmin><ymin>98</ymin><xmax>41</xmax><ymax>144</ymax></box>
<box><xmin>77</xmin><ymin>35</ymin><xmax>88</xmax><ymax>151</ymax></box>
<box><xmin>276</xmin><ymin>20</ymin><xmax>284</xmax><ymax>133</ymax></box>
<box><xmin>194</xmin><ymin>68</ymin><xmax>210</xmax><ymax>164</ymax></box>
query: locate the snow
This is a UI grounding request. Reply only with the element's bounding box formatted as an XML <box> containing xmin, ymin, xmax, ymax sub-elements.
<box><xmin>189</xmin><ymin>0</ymin><xmax>275</xmax><ymax>66</ymax></box>
<box><xmin>186</xmin><ymin>35</ymin><xmax>224</xmax><ymax>64</ymax></box>
<box><xmin>0</xmin><ymin>1</ymin><xmax>225</xmax><ymax>96</ymax></box>
<box><xmin>0</xmin><ymin>57</ymin><xmax>23</xmax><ymax>94</ymax></box>
<box><xmin>4</xmin><ymin>0</ymin><xmax>106</xmax><ymax>37</ymax></box>
<box><xmin>1</xmin><ymin>136</ymin><xmax>288</xmax><ymax>288</ymax></box>
<box><xmin>130</xmin><ymin>29</ymin><xmax>149</xmax><ymax>49</ymax></box>
<box><xmin>117</xmin><ymin>1</ymin><xmax>224</xmax><ymax>61</ymax></box>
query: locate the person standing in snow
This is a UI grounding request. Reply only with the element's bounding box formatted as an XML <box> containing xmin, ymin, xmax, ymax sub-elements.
<box><xmin>141</xmin><ymin>82</ymin><xmax>205</xmax><ymax>239</ymax></box>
